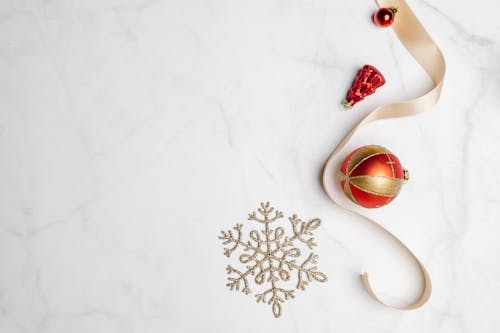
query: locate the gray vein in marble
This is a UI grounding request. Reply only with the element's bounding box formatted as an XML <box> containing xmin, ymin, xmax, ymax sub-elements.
<box><xmin>420</xmin><ymin>0</ymin><xmax>495</xmax><ymax>47</ymax></box>
<box><xmin>31</xmin><ymin>8</ymin><xmax>95</xmax><ymax>160</ymax></box>
<box><xmin>215</xmin><ymin>102</ymin><xmax>234</xmax><ymax>147</ymax></box>
<box><xmin>111</xmin><ymin>0</ymin><xmax>170</xmax><ymax>13</ymax></box>
<box><xmin>49</xmin><ymin>309</ymin><xmax>172</xmax><ymax>321</ymax></box>
<box><xmin>255</xmin><ymin>156</ymin><xmax>276</xmax><ymax>181</ymax></box>
<box><xmin>271</xmin><ymin>50</ymin><xmax>346</xmax><ymax>72</ymax></box>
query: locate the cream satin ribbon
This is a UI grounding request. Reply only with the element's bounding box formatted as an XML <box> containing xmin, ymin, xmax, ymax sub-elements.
<box><xmin>322</xmin><ymin>0</ymin><xmax>445</xmax><ymax>309</ymax></box>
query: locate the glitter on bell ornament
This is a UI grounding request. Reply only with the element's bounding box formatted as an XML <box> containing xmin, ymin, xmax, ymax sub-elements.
<box><xmin>342</xmin><ymin>65</ymin><xmax>385</xmax><ymax>109</ymax></box>
<box><xmin>374</xmin><ymin>7</ymin><xmax>398</xmax><ymax>27</ymax></box>
<box><xmin>339</xmin><ymin>145</ymin><xmax>409</xmax><ymax>208</ymax></box>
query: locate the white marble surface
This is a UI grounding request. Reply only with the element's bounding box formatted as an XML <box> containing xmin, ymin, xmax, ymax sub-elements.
<box><xmin>1</xmin><ymin>0</ymin><xmax>500</xmax><ymax>332</ymax></box>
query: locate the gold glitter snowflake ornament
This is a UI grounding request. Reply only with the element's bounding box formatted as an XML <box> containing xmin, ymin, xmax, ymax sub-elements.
<box><xmin>219</xmin><ymin>202</ymin><xmax>328</xmax><ymax>318</ymax></box>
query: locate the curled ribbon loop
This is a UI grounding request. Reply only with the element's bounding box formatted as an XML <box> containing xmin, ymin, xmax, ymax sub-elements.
<box><xmin>322</xmin><ymin>0</ymin><xmax>445</xmax><ymax>309</ymax></box>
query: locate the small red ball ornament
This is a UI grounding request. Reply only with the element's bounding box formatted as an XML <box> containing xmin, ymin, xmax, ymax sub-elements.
<box><xmin>374</xmin><ymin>7</ymin><xmax>397</xmax><ymax>27</ymax></box>
<box><xmin>340</xmin><ymin>145</ymin><xmax>409</xmax><ymax>208</ymax></box>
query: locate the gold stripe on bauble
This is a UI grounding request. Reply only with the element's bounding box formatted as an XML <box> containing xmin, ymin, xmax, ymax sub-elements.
<box><xmin>348</xmin><ymin>175</ymin><xmax>403</xmax><ymax>197</ymax></box>
<box><xmin>347</xmin><ymin>145</ymin><xmax>388</xmax><ymax>175</ymax></box>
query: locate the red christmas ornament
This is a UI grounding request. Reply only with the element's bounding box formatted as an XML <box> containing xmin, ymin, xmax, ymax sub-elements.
<box><xmin>374</xmin><ymin>7</ymin><xmax>397</xmax><ymax>27</ymax></box>
<box><xmin>342</xmin><ymin>65</ymin><xmax>385</xmax><ymax>109</ymax></box>
<box><xmin>339</xmin><ymin>145</ymin><xmax>409</xmax><ymax>208</ymax></box>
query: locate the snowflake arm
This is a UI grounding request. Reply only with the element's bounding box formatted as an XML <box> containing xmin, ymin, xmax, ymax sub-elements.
<box><xmin>219</xmin><ymin>224</ymin><xmax>267</xmax><ymax>257</ymax></box>
<box><xmin>225</xmin><ymin>265</ymin><xmax>253</xmax><ymax>295</ymax></box>
<box><xmin>255</xmin><ymin>287</ymin><xmax>295</xmax><ymax>318</ymax></box>
<box><xmin>248</xmin><ymin>202</ymin><xmax>284</xmax><ymax>224</ymax></box>
<box><xmin>285</xmin><ymin>215</ymin><xmax>321</xmax><ymax>249</ymax></box>
<box><xmin>294</xmin><ymin>253</ymin><xmax>328</xmax><ymax>290</ymax></box>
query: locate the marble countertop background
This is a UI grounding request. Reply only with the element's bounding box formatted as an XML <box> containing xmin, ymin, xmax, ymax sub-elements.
<box><xmin>1</xmin><ymin>0</ymin><xmax>500</xmax><ymax>332</ymax></box>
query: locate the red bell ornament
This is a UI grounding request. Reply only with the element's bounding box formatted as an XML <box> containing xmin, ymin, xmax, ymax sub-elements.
<box><xmin>342</xmin><ymin>65</ymin><xmax>385</xmax><ymax>109</ymax></box>
<box><xmin>339</xmin><ymin>145</ymin><xmax>409</xmax><ymax>208</ymax></box>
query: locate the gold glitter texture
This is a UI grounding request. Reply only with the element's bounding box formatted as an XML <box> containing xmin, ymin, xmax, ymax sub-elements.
<box><xmin>219</xmin><ymin>202</ymin><xmax>327</xmax><ymax>318</ymax></box>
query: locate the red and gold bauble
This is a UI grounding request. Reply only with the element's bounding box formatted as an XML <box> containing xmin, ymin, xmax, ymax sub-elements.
<box><xmin>373</xmin><ymin>7</ymin><xmax>397</xmax><ymax>27</ymax></box>
<box><xmin>339</xmin><ymin>145</ymin><xmax>409</xmax><ymax>208</ymax></box>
